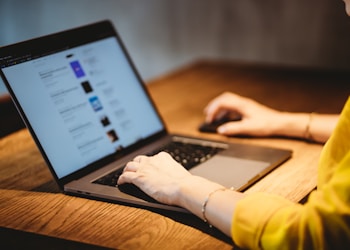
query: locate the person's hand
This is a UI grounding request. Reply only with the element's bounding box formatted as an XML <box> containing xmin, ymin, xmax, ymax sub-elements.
<box><xmin>117</xmin><ymin>152</ymin><xmax>193</xmax><ymax>205</ymax></box>
<box><xmin>204</xmin><ymin>92</ymin><xmax>282</xmax><ymax>137</ymax></box>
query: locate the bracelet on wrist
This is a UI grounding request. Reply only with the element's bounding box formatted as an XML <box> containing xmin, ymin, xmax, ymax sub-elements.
<box><xmin>304</xmin><ymin>112</ymin><xmax>315</xmax><ymax>142</ymax></box>
<box><xmin>201</xmin><ymin>187</ymin><xmax>234</xmax><ymax>227</ymax></box>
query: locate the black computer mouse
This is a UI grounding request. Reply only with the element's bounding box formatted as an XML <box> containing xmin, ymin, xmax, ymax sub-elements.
<box><xmin>198</xmin><ymin>113</ymin><xmax>242</xmax><ymax>133</ymax></box>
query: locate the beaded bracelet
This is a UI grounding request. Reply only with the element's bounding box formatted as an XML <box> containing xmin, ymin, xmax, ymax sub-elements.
<box><xmin>201</xmin><ymin>187</ymin><xmax>232</xmax><ymax>227</ymax></box>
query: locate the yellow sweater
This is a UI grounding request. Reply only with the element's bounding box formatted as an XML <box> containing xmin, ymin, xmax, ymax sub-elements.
<box><xmin>232</xmin><ymin>98</ymin><xmax>350</xmax><ymax>249</ymax></box>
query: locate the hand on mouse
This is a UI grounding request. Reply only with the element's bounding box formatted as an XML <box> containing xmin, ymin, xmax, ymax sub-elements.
<box><xmin>203</xmin><ymin>92</ymin><xmax>284</xmax><ymax>137</ymax></box>
<box><xmin>203</xmin><ymin>92</ymin><xmax>338</xmax><ymax>143</ymax></box>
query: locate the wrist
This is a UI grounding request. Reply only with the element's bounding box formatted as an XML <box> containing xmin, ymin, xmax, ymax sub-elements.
<box><xmin>176</xmin><ymin>175</ymin><xmax>224</xmax><ymax>213</ymax></box>
<box><xmin>273</xmin><ymin>112</ymin><xmax>310</xmax><ymax>139</ymax></box>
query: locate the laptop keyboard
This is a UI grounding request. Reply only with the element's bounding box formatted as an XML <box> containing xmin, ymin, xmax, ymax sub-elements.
<box><xmin>93</xmin><ymin>140</ymin><xmax>224</xmax><ymax>187</ymax></box>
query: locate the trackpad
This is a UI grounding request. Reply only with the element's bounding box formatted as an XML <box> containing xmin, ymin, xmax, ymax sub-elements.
<box><xmin>189</xmin><ymin>155</ymin><xmax>270</xmax><ymax>190</ymax></box>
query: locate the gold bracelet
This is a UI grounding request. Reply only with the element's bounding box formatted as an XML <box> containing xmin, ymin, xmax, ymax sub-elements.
<box><xmin>304</xmin><ymin>112</ymin><xmax>315</xmax><ymax>142</ymax></box>
<box><xmin>201</xmin><ymin>187</ymin><xmax>233</xmax><ymax>227</ymax></box>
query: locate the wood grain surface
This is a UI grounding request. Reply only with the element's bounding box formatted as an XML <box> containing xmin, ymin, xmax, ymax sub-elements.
<box><xmin>1</xmin><ymin>61</ymin><xmax>349</xmax><ymax>249</ymax></box>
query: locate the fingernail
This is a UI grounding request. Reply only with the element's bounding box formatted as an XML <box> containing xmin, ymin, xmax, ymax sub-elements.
<box><xmin>218</xmin><ymin>126</ymin><xmax>226</xmax><ymax>133</ymax></box>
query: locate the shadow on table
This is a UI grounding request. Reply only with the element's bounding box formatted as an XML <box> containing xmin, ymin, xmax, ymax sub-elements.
<box><xmin>0</xmin><ymin>227</ymin><xmax>112</xmax><ymax>250</ymax></box>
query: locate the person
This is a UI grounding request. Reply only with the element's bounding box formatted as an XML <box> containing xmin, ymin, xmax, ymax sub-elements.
<box><xmin>118</xmin><ymin>1</ymin><xmax>350</xmax><ymax>248</ymax></box>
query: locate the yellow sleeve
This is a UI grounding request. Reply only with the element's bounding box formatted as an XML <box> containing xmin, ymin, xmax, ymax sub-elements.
<box><xmin>232</xmin><ymin>152</ymin><xmax>350</xmax><ymax>249</ymax></box>
<box><xmin>232</xmin><ymin>98</ymin><xmax>350</xmax><ymax>250</ymax></box>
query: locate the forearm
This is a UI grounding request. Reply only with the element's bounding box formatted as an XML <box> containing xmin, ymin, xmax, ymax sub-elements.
<box><xmin>274</xmin><ymin>112</ymin><xmax>338</xmax><ymax>143</ymax></box>
<box><xmin>177</xmin><ymin>176</ymin><xmax>244</xmax><ymax>236</ymax></box>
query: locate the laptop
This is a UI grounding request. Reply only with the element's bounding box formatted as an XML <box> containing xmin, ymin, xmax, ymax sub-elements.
<box><xmin>0</xmin><ymin>20</ymin><xmax>292</xmax><ymax>213</ymax></box>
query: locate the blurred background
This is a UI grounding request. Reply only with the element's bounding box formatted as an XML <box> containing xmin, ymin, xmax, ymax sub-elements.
<box><xmin>1</xmin><ymin>0</ymin><xmax>350</xmax><ymax>137</ymax></box>
<box><xmin>1</xmin><ymin>0</ymin><xmax>350</xmax><ymax>93</ymax></box>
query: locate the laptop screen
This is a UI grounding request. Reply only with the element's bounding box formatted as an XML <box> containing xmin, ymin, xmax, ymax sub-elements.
<box><xmin>0</xmin><ymin>21</ymin><xmax>164</xmax><ymax>179</ymax></box>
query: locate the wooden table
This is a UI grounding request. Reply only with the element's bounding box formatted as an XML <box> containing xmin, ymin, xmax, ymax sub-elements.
<box><xmin>1</xmin><ymin>61</ymin><xmax>349</xmax><ymax>249</ymax></box>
